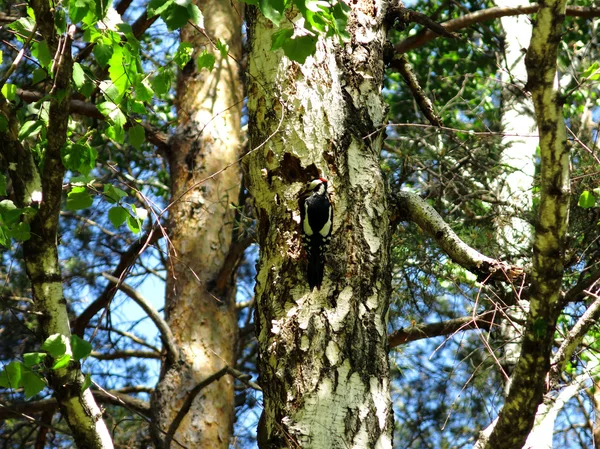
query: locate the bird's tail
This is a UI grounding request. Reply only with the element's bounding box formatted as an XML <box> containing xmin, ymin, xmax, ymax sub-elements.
<box><xmin>307</xmin><ymin>254</ymin><xmax>324</xmax><ymax>290</ymax></box>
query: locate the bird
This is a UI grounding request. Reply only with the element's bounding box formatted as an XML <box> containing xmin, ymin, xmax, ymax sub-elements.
<box><xmin>299</xmin><ymin>178</ymin><xmax>333</xmax><ymax>290</ymax></box>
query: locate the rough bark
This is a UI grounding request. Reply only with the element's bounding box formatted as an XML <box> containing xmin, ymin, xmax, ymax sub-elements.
<box><xmin>149</xmin><ymin>0</ymin><xmax>243</xmax><ymax>447</ymax></box>
<box><xmin>0</xmin><ymin>6</ymin><xmax>113</xmax><ymax>448</ymax></box>
<box><xmin>480</xmin><ymin>1</ymin><xmax>570</xmax><ymax>448</ymax></box>
<box><xmin>245</xmin><ymin>1</ymin><xmax>393</xmax><ymax>447</ymax></box>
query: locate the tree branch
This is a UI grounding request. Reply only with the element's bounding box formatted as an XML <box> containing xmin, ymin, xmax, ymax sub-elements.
<box><xmin>551</xmin><ymin>291</ymin><xmax>600</xmax><ymax>381</ymax></box>
<box><xmin>72</xmin><ymin>229</ymin><xmax>161</xmax><ymax>337</ymax></box>
<box><xmin>0</xmin><ymin>388</ymin><xmax>150</xmax><ymax>420</ymax></box>
<box><xmin>393</xmin><ymin>191</ymin><xmax>523</xmax><ymax>282</ymax></box>
<box><xmin>394</xmin><ymin>5</ymin><xmax>600</xmax><ymax>55</ymax></box>
<box><xmin>101</xmin><ymin>272</ymin><xmax>179</xmax><ymax>364</ymax></box>
<box><xmin>389</xmin><ymin>55</ymin><xmax>443</xmax><ymax>127</ymax></box>
<box><xmin>91</xmin><ymin>349</ymin><xmax>161</xmax><ymax>360</ymax></box>
<box><xmin>389</xmin><ymin>312</ymin><xmax>495</xmax><ymax>348</ymax></box>
<box><xmin>16</xmin><ymin>88</ymin><xmax>171</xmax><ymax>152</ymax></box>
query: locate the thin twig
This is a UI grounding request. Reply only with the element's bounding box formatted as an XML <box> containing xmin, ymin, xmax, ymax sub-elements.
<box><xmin>0</xmin><ymin>23</ymin><xmax>38</xmax><ymax>91</ymax></box>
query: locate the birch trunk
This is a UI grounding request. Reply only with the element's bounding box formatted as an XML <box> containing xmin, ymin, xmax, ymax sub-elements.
<box><xmin>149</xmin><ymin>0</ymin><xmax>243</xmax><ymax>447</ymax></box>
<box><xmin>245</xmin><ymin>2</ymin><xmax>394</xmax><ymax>448</ymax></box>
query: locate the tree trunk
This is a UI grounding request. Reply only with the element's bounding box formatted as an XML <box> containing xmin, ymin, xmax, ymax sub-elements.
<box><xmin>150</xmin><ymin>0</ymin><xmax>243</xmax><ymax>447</ymax></box>
<box><xmin>1</xmin><ymin>6</ymin><xmax>113</xmax><ymax>447</ymax></box>
<box><xmin>478</xmin><ymin>1</ymin><xmax>570</xmax><ymax>448</ymax></box>
<box><xmin>245</xmin><ymin>2</ymin><xmax>394</xmax><ymax>448</ymax></box>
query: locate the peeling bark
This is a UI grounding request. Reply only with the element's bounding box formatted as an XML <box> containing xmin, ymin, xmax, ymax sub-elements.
<box><xmin>245</xmin><ymin>1</ymin><xmax>393</xmax><ymax>448</ymax></box>
<box><xmin>149</xmin><ymin>0</ymin><xmax>243</xmax><ymax>447</ymax></box>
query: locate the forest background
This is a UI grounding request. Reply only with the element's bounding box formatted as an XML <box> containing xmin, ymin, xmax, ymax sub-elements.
<box><xmin>1</xmin><ymin>0</ymin><xmax>600</xmax><ymax>447</ymax></box>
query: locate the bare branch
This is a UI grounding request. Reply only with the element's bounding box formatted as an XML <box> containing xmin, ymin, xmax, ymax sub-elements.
<box><xmin>0</xmin><ymin>387</ymin><xmax>151</xmax><ymax>420</ymax></box>
<box><xmin>394</xmin><ymin>5</ymin><xmax>600</xmax><ymax>55</ymax></box>
<box><xmin>72</xmin><ymin>229</ymin><xmax>161</xmax><ymax>337</ymax></box>
<box><xmin>551</xmin><ymin>291</ymin><xmax>600</xmax><ymax>380</ymax></box>
<box><xmin>102</xmin><ymin>272</ymin><xmax>179</xmax><ymax>364</ymax></box>
<box><xmin>389</xmin><ymin>312</ymin><xmax>495</xmax><ymax>348</ymax></box>
<box><xmin>393</xmin><ymin>191</ymin><xmax>523</xmax><ymax>282</ymax></box>
<box><xmin>389</xmin><ymin>55</ymin><xmax>443</xmax><ymax>127</ymax></box>
<box><xmin>91</xmin><ymin>349</ymin><xmax>161</xmax><ymax>360</ymax></box>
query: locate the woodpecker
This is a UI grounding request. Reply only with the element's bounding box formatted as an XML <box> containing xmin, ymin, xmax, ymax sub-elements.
<box><xmin>299</xmin><ymin>178</ymin><xmax>333</xmax><ymax>290</ymax></box>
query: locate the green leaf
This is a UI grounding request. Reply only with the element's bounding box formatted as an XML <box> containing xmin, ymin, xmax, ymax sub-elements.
<box><xmin>33</xmin><ymin>40</ymin><xmax>52</xmax><ymax>69</ymax></box>
<box><xmin>162</xmin><ymin>3</ymin><xmax>191</xmax><ymax>31</ymax></box>
<box><xmin>578</xmin><ymin>190</ymin><xmax>596</xmax><ymax>209</ymax></box>
<box><xmin>81</xmin><ymin>372</ymin><xmax>92</xmax><ymax>392</ymax></box>
<box><xmin>66</xmin><ymin>186</ymin><xmax>94</xmax><ymax>210</ymax></box>
<box><xmin>41</xmin><ymin>334</ymin><xmax>69</xmax><ymax>358</ymax></box>
<box><xmin>0</xmin><ymin>50</ymin><xmax>2</xmax><ymax>65</ymax></box>
<box><xmin>62</xmin><ymin>142</ymin><xmax>97</xmax><ymax>175</ymax></box>
<box><xmin>583</xmin><ymin>62</ymin><xmax>599</xmax><ymax>79</ymax></box>
<box><xmin>271</xmin><ymin>28</ymin><xmax>294</xmax><ymax>50</ymax></box>
<box><xmin>93</xmin><ymin>43</ymin><xmax>114</xmax><ymax>69</ymax></box>
<box><xmin>18</xmin><ymin>120</ymin><xmax>44</xmax><ymax>140</ymax></box>
<box><xmin>52</xmin><ymin>354</ymin><xmax>71</xmax><ymax>370</ymax></box>
<box><xmin>23</xmin><ymin>353</ymin><xmax>46</xmax><ymax>368</ymax></box>
<box><xmin>127</xmin><ymin>215</ymin><xmax>142</xmax><ymax>233</ymax></box>
<box><xmin>106</xmin><ymin>124</ymin><xmax>125</xmax><ymax>144</ymax></box>
<box><xmin>196</xmin><ymin>51</ymin><xmax>216</xmax><ymax>72</ymax></box>
<box><xmin>260</xmin><ymin>0</ymin><xmax>286</xmax><ymax>24</ymax></box>
<box><xmin>73</xmin><ymin>62</ymin><xmax>86</xmax><ymax>88</ymax></box>
<box><xmin>9</xmin><ymin>222</ymin><xmax>30</xmax><ymax>242</ymax></box>
<box><xmin>70</xmin><ymin>335</ymin><xmax>92</xmax><ymax>361</ymax></box>
<box><xmin>331</xmin><ymin>2</ymin><xmax>350</xmax><ymax>40</ymax></box>
<box><xmin>132</xmin><ymin>204</ymin><xmax>148</xmax><ymax>220</ymax></box>
<box><xmin>282</xmin><ymin>34</ymin><xmax>317</xmax><ymax>63</ymax></box>
<box><xmin>69</xmin><ymin>0</ymin><xmax>93</xmax><ymax>24</ymax></box>
<box><xmin>108</xmin><ymin>206</ymin><xmax>129</xmax><ymax>228</ymax></box>
<box><xmin>97</xmin><ymin>102</ymin><xmax>127</xmax><ymax>127</ymax></box>
<box><xmin>187</xmin><ymin>3</ymin><xmax>203</xmax><ymax>25</ymax></box>
<box><xmin>0</xmin><ymin>226</ymin><xmax>9</xmax><ymax>248</ymax></box>
<box><xmin>108</xmin><ymin>46</ymin><xmax>135</xmax><ymax>101</ymax></box>
<box><xmin>0</xmin><ymin>362</ymin><xmax>22</xmax><ymax>389</ymax></box>
<box><xmin>2</xmin><ymin>83</ymin><xmax>16</xmax><ymax>101</ymax></box>
<box><xmin>151</xmin><ymin>70</ymin><xmax>172</xmax><ymax>96</ymax></box>
<box><xmin>148</xmin><ymin>0</ymin><xmax>174</xmax><ymax>17</ymax></box>
<box><xmin>129</xmin><ymin>124</ymin><xmax>145</xmax><ymax>149</ymax></box>
<box><xmin>8</xmin><ymin>17</ymin><xmax>35</xmax><ymax>40</ymax></box>
<box><xmin>128</xmin><ymin>99</ymin><xmax>147</xmax><ymax>114</ymax></box>
<box><xmin>55</xmin><ymin>8</ymin><xmax>67</xmax><ymax>34</ymax></box>
<box><xmin>32</xmin><ymin>68</ymin><xmax>47</xmax><ymax>84</ymax></box>
<box><xmin>0</xmin><ymin>200</ymin><xmax>21</xmax><ymax>225</ymax></box>
<box><xmin>174</xmin><ymin>42</ymin><xmax>194</xmax><ymax>69</ymax></box>
<box><xmin>215</xmin><ymin>39</ymin><xmax>228</xmax><ymax>58</ymax></box>
<box><xmin>134</xmin><ymin>78</ymin><xmax>154</xmax><ymax>102</ymax></box>
<box><xmin>103</xmin><ymin>184</ymin><xmax>128</xmax><ymax>203</ymax></box>
<box><xmin>0</xmin><ymin>173</ymin><xmax>6</xmax><ymax>196</ymax></box>
<box><xmin>0</xmin><ymin>116</ymin><xmax>7</xmax><ymax>132</ymax></box>
<box><xmin>21</xmin><ymin>369</ymin><xmax>46</xmax><ymax>399</ymax></box>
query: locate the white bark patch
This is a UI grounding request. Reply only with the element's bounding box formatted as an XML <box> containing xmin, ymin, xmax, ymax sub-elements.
<box><xmin>351</xmin><ymin>421</ymin><xmax>370</xmax><ymax>449</ymax></box>
<box><xmin>325</xmin><ymin>286</ymin><xmax>352</xmax><ymax>332</ymax></box>
<box><xmin>366</xmin><ymin>292</ymin><xmax>378</xmax><ymax>310</ymax></box>
<box><xmin>370</xmin><ymin>377</ymin><xmax>389</xmax><ymax>429</ymax></box>
<box><xmin>347</xmin><ymin>141</ymin><xmax>383</xmax><ymax>253</ymax></box>
<box><xmin>326</xmin><ymin>340</ymin><xmax>340</xmax><ymax>365</ymax></box>
<box><xmin>375</xmin><ymin>433</ymin><xmax>393</xmax><ymax>449</ymax></box>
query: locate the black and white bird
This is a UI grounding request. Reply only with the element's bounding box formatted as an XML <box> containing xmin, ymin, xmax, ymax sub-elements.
<box><xmin>299</xmin><ymin>178</ymin><xmax>333</xmax><ymax>290</ymax></box>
